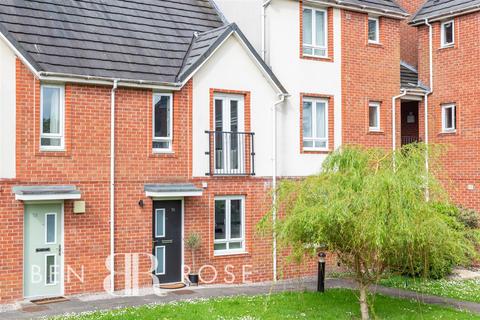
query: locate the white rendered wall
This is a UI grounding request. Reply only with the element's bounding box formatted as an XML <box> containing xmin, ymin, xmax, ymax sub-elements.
<box><xmin>214</xmin><ymin>0</ymin><xmax>263</xmax><ymax>55</ymax></box>
<box><xmin>214</xmin><ymin>0</ymin><xmax>343</xmax><ymax>177</ymax></box>
<box><xmin>268</xmin><ymin>0</ymin><xmax>342</xmax><ymax>176</ymax></box>
<box><xmin>192</xmin><ymin>35</ymin><xmax>278</xmax><ymax>178</ymax></box>
<box><xmin>0</xmin><ymin>38</ymin><xmax>16</xmax><ymax>179</ymax></box>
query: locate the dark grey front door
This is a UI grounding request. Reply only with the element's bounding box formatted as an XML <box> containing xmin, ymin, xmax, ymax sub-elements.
<box><xmin>152</xmin><ymin>200</ymin><xmax>182</xmax><ymax>284</ymax></box>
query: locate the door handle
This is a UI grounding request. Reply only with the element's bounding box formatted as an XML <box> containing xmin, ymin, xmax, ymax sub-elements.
<box><xmin>161</xmin><ymin>240</ymin><xmax>173</xmax><ymax>244</ymax></box>
<box><xmin>36</xmin><ymin>248</ymin><xmax>51</xmax><ymax>253</ymax></box>
<box><xmin>58</xmin><ymin>244</ymin><xmax>62</xmax><ymax>256</ymax></box>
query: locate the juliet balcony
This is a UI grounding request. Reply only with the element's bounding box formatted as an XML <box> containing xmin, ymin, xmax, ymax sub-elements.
<box><xmin>205</xmin><ymin>131</ymin><xmax>256</xmax><ymax>176</ymax></box>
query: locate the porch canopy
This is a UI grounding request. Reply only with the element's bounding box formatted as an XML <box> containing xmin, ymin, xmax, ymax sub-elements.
<box><xmin>144</xmin><ymin>183</ymin><xmax>203</xmax><ymax>198</ymax></box>
<box><xmin>13</xmin><ymin>185</ymin><xmax>81</xmax><ymax>201</ymax></box>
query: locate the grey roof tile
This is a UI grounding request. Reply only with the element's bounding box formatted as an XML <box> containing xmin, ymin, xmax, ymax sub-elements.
<box><xmin>411</xmin><ymin>0</ymin><xmax>480</xmax><ymax>24</ymax></box>
<box><xmin>177</xmin><ymin>23</ymin><xmax>287</xmax><ymax>94</ymax></box>
<box><xmin>0</xmin><ymin>0</ymin><xmax>224</xmax><ymax>83</ymax></box>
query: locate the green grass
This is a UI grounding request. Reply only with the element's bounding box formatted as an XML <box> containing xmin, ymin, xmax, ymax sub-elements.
<box><xmin>380</xmin><ymin>275</ymin><xmax>480</xmax><ymax>303</ymax></box>
<box><xmin>51</xmin><ymin>290</ymin><xmax>479</xmax><ymax>320</ymax></box>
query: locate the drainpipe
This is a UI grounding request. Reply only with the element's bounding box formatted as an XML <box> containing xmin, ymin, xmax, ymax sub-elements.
<box><xmin>262</xmin><ymin>0</ymin><xmax>272</xmax><ymax>61</ymax></box>
<box><xmin>392</xmin><ymin>90</ymin><xmax>407</xmax><ymax>151</ymax></box>
<box><xmin>272</xmin><ymin>93</ymin><xmax>286</xmax><ymax>282</ymax></box>
<box><xmin>110</xmin><ymin>80</ymin><xmax>118</xmax><ymax>292</ymax></box>
<box><xmin>424</xmin><ymin>19</ymin><xmax>434</xmax><ymax>201</ymax></box>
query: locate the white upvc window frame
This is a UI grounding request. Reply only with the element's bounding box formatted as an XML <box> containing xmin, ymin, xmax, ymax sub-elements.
<box><xmin>45</xmin><ymin>254</ymin><xmax>58</xmax><ymax>286</ymax></box>
<box><xmin>302</xmin><ymin>97</ymin><xmax>329</xmax><ymax>151</ymax></box>
<box><xmin>302</xmin><ymin>6</ymin><xmax>328</xmax><ymax>58</ymax></box>
<box><xmin>368</xmin><ymin>102</ymin><xmax>381</xmax><ymax>132</ymax></box>
<box><xmin>441</xmin><ymin>104</ymin><xmax>456</xmax><ymax>133</ymax></box>
<box><xmin>155</xmin><ymin>209</ymin><xmax>165</xmax><ymax>238</ymax></box>
<box><xmin>152</xmin><ymin>92</ymin><xmax>173</xmax><ymax>153</ymax></box>
<box><xmin>368</xmin><ymin>17</ymin><xmax>380</xmax><ymax>44</ymax></box>
<box><xmin>154</xmin><ymin>245</ymin><xmax>166</xmax><ymax>275</ymax></box>
<box><xmin>441</xmin><ymin>20</ymin><xmax>454</xmax><ymax>47</ymax></box>
<box><xmin>40</xmin><ymin>84</ymin><xmax>65</xmax><ymax>151</ymax></box>
<box><xmin>214</xmin><ymin>196</ymin><xmax>246</xmax><ymax>256</ymax></box>
<box><xmin>45</xmin><ymin>212</ymin><xmax>57</xmax><ymax>245</ymax></box>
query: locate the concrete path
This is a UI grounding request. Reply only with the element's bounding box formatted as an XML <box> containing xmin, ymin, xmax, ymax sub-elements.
<box><xmin>1</xmin><ymin>278</ymin><xmax>479</xmax><ymax>319</ymax></box>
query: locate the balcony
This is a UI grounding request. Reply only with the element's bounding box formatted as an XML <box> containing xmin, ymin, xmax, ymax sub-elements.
<box><xmin>205</xmin><ymin>131</ymin><xmax>255</xmax><ymax>176</ymax></box>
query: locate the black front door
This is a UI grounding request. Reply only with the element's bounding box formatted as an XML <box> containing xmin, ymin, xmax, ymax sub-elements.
<box><xmin>152</xmin><ymin>200</ymin><xmax>182</xmax><ymax>284</ymax></box>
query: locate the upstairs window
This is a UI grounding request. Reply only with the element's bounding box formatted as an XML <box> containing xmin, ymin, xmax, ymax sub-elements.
<box><xmin>303</xmin><ymin>97</ymin><xmax>328</xmax><ymax>150</ymax></box>
<box><xmin>303</xmin><ymin>7</ymin><xmax>328</xmax><ymax>57</ymax></box>
<box><xmin>441</xmin><ymin>104</ymin><xmax>456</xmax><ymax>132</ymax></box>
<box><xmin>441</xmin><ymin>20</ymin><xmax>454</xmax><ymax>47</ymax></box>
<box><xmin>153</xmin><ymin>93</ymin><xmax>173</xmax><ymax>152</ymax></box>
<box><xmin>368</xmin><ymin>17</ymin><xmax>380</xmax><ymax>43</ymax></box>
<box><xmin>369</xmin><ymin>102</ymin><xmax>381</xmax><ymax>131</ymax></box>
<box><xmin>40</xmin><ymin>84</ymin><xmax>65</xmax><ymax>150</ymax></box>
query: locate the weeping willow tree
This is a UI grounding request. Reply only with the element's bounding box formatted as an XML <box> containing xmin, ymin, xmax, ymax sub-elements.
<box><xmin>264</xmin><ymin>144</ymin><xmax>475</xmax><ymax>320</ymax></box>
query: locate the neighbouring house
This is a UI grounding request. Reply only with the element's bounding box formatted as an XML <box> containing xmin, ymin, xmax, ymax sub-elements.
<box><xmin>397</xmin><ymin>0</ymin><xmax>480</xmax><ymax>212</ymax></box>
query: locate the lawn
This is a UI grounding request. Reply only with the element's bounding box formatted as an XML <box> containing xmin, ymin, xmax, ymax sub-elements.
<box><xmin>51</xmin><ymin>289</ymin><xmax>479</xmax><ymax>320</ymax></box>
<box><xmin>380</xmin><ymin>275</ymin><xmax>480</xmax><ymax>303</ymax></box>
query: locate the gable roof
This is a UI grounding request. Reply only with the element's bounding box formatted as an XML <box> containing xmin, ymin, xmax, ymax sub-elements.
<box><xmin>410</xmin><ymin>0</ymin><xmax>480</xmax><ymax>25</ymax></box>
<box><xmin>307</xmin><ymin>0</ymin><xmax>408</xmax><ymax>18</ymax></box>
<box><xmin>0</xmin><ymin>0</ymin><xmax>285</xmax><ymax>93</ymax></box>
<box><xmin>177</xmin><ymin>23</ymin><xmax>287</xmax><ymax>94</ymax></box>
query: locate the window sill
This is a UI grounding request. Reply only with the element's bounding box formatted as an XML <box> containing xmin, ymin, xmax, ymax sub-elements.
<box><xmin>302</xmin><ymin>149</ymin><xmax>331</xmax><ymax>154</ymax></box>
<box><xmin>367</xmin><ymin>130</ymin><xmax>384</xmax><ymax>135</ymax></box>
<box><xmin>301</xmin><ymin>54</ymin><xmax>333</xmax><ymax>63</ymax></box>
<box><xmin>37</xmin><ymin>150</ymin><xmax>69</xmax><ymax>157</ymax></box>
<box><xmin>439</xmin><ymin>44</ymin><xmax>455</xmax><ymax>50</ymax></box>
<box><xmin>439</xmin><ymin>130</ymin><xmax>457</xmax><ymax>136</ymax></box>
<box><xmin>367</xmin><ymin>42</ymin><xmax>383</xmax><ymax>48</ymax></box>
<box><xmin>214</xmin><ymin>251</ymin><xmax>249</xmax><ymax>258</ymax></box>
<box><xmin>152</xmin><ymin>150</ymin><xmax>174</xmax><ymax>155</ymax></box>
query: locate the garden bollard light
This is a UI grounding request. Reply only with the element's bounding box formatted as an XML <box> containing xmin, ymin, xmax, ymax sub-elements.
<box><xmin>317</xmin><ymin>252</ymin><xmax>326</xmax><ymax>292</ymax></box>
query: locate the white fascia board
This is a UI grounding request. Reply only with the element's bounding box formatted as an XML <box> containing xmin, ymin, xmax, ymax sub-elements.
<box><xmin>15</xmin><ymin>193</ymin><xmax>82</xmax><ymax>201</ymax></box>
<box><xmin>146</xmin><ymin>191</ymin><xmax>203</xmax><ymax>198</ymax></box>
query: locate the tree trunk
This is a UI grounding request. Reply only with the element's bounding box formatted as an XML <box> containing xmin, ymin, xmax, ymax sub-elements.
<box><xmin>359</xmin><ymin>285</ymin><xmax>370</xmax><ymax>320</ymax></box>
<box><xmin>191</xmin><ymin>251</ymin><xmax>196</xmax><ymax>274</ymax></box>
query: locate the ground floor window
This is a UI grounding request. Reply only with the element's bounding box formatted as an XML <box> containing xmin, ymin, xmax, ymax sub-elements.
<box><xmin>441</xmin><ymin>104</ymin><xmax>456</xmax><ymax>132</ymax></box>
<box><xmin>214</xmin><ymin>196</ymin><xmax>245</xmax><ymax>255</ymax></box>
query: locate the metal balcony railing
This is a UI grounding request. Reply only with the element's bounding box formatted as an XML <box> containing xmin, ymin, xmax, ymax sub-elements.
<box><xmin>205</xmin><ymin>131</ymin><xmax>255</xmax><ymax>176</ymax></box>
<box><xmin>401</xmin><ymin>136</ymin><xmax>422</xmax><ymax>146</ymax></box>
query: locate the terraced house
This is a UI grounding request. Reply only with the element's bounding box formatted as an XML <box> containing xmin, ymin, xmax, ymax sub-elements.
<box><xmin>0</xmin><ymin>0</ymin><xmax>477</xmax><ymax>306</ymax></box>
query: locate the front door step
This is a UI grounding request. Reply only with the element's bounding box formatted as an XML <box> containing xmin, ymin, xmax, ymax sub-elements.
<box><xmin>30</xmin><ymin>296</ymin><xmax>69</xmax><ymax>305</ymax></box>
<box><xmin>159</xmin><ymin>283</ymin><xmax>186</xmax><ymax>290</ymax></box>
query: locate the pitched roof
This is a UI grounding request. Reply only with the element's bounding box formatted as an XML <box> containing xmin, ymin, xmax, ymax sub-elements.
<box><xmin>0</xmin><ymin>0</ymin><xmax>224</xmax><ymax>84</ymax></box>
<box><xmin>400</xmin><ymin>61</ymin><xmax>428</xmax><ymax>91</ymax></box>
<box><xmin>410</xmin><ymin>0</ymin><xmax>480</xmax><ymax>25</ymax></box>
<box><xmin>314</xmin><ymin>0</ymin><xmax>408</xmax><ymax>18</ymax></box>
<box><xmin>177</xmin><ymin>23</ymin><xmax>287</xmax><ymax>94</ymax></box>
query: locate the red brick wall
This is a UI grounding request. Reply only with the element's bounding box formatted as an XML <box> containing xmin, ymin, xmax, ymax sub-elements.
<box><xmin>341</xmin><ymin>10</ymin><xmax>401</xmax><ymax>148</ymax></box>
<box><xmin>1</xmin><ymin>58</ymin><xmax>324</xmax><ymax>304</ymax></box>
<box><xmin>417</xmin><ymin>13</ymin><xmax>480</xmax><ymax>211</ymax></box>
<box><xmin>396</xmin><ymin>0</ymin><xmax>426</xmax><ymax>67</ymax></box>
